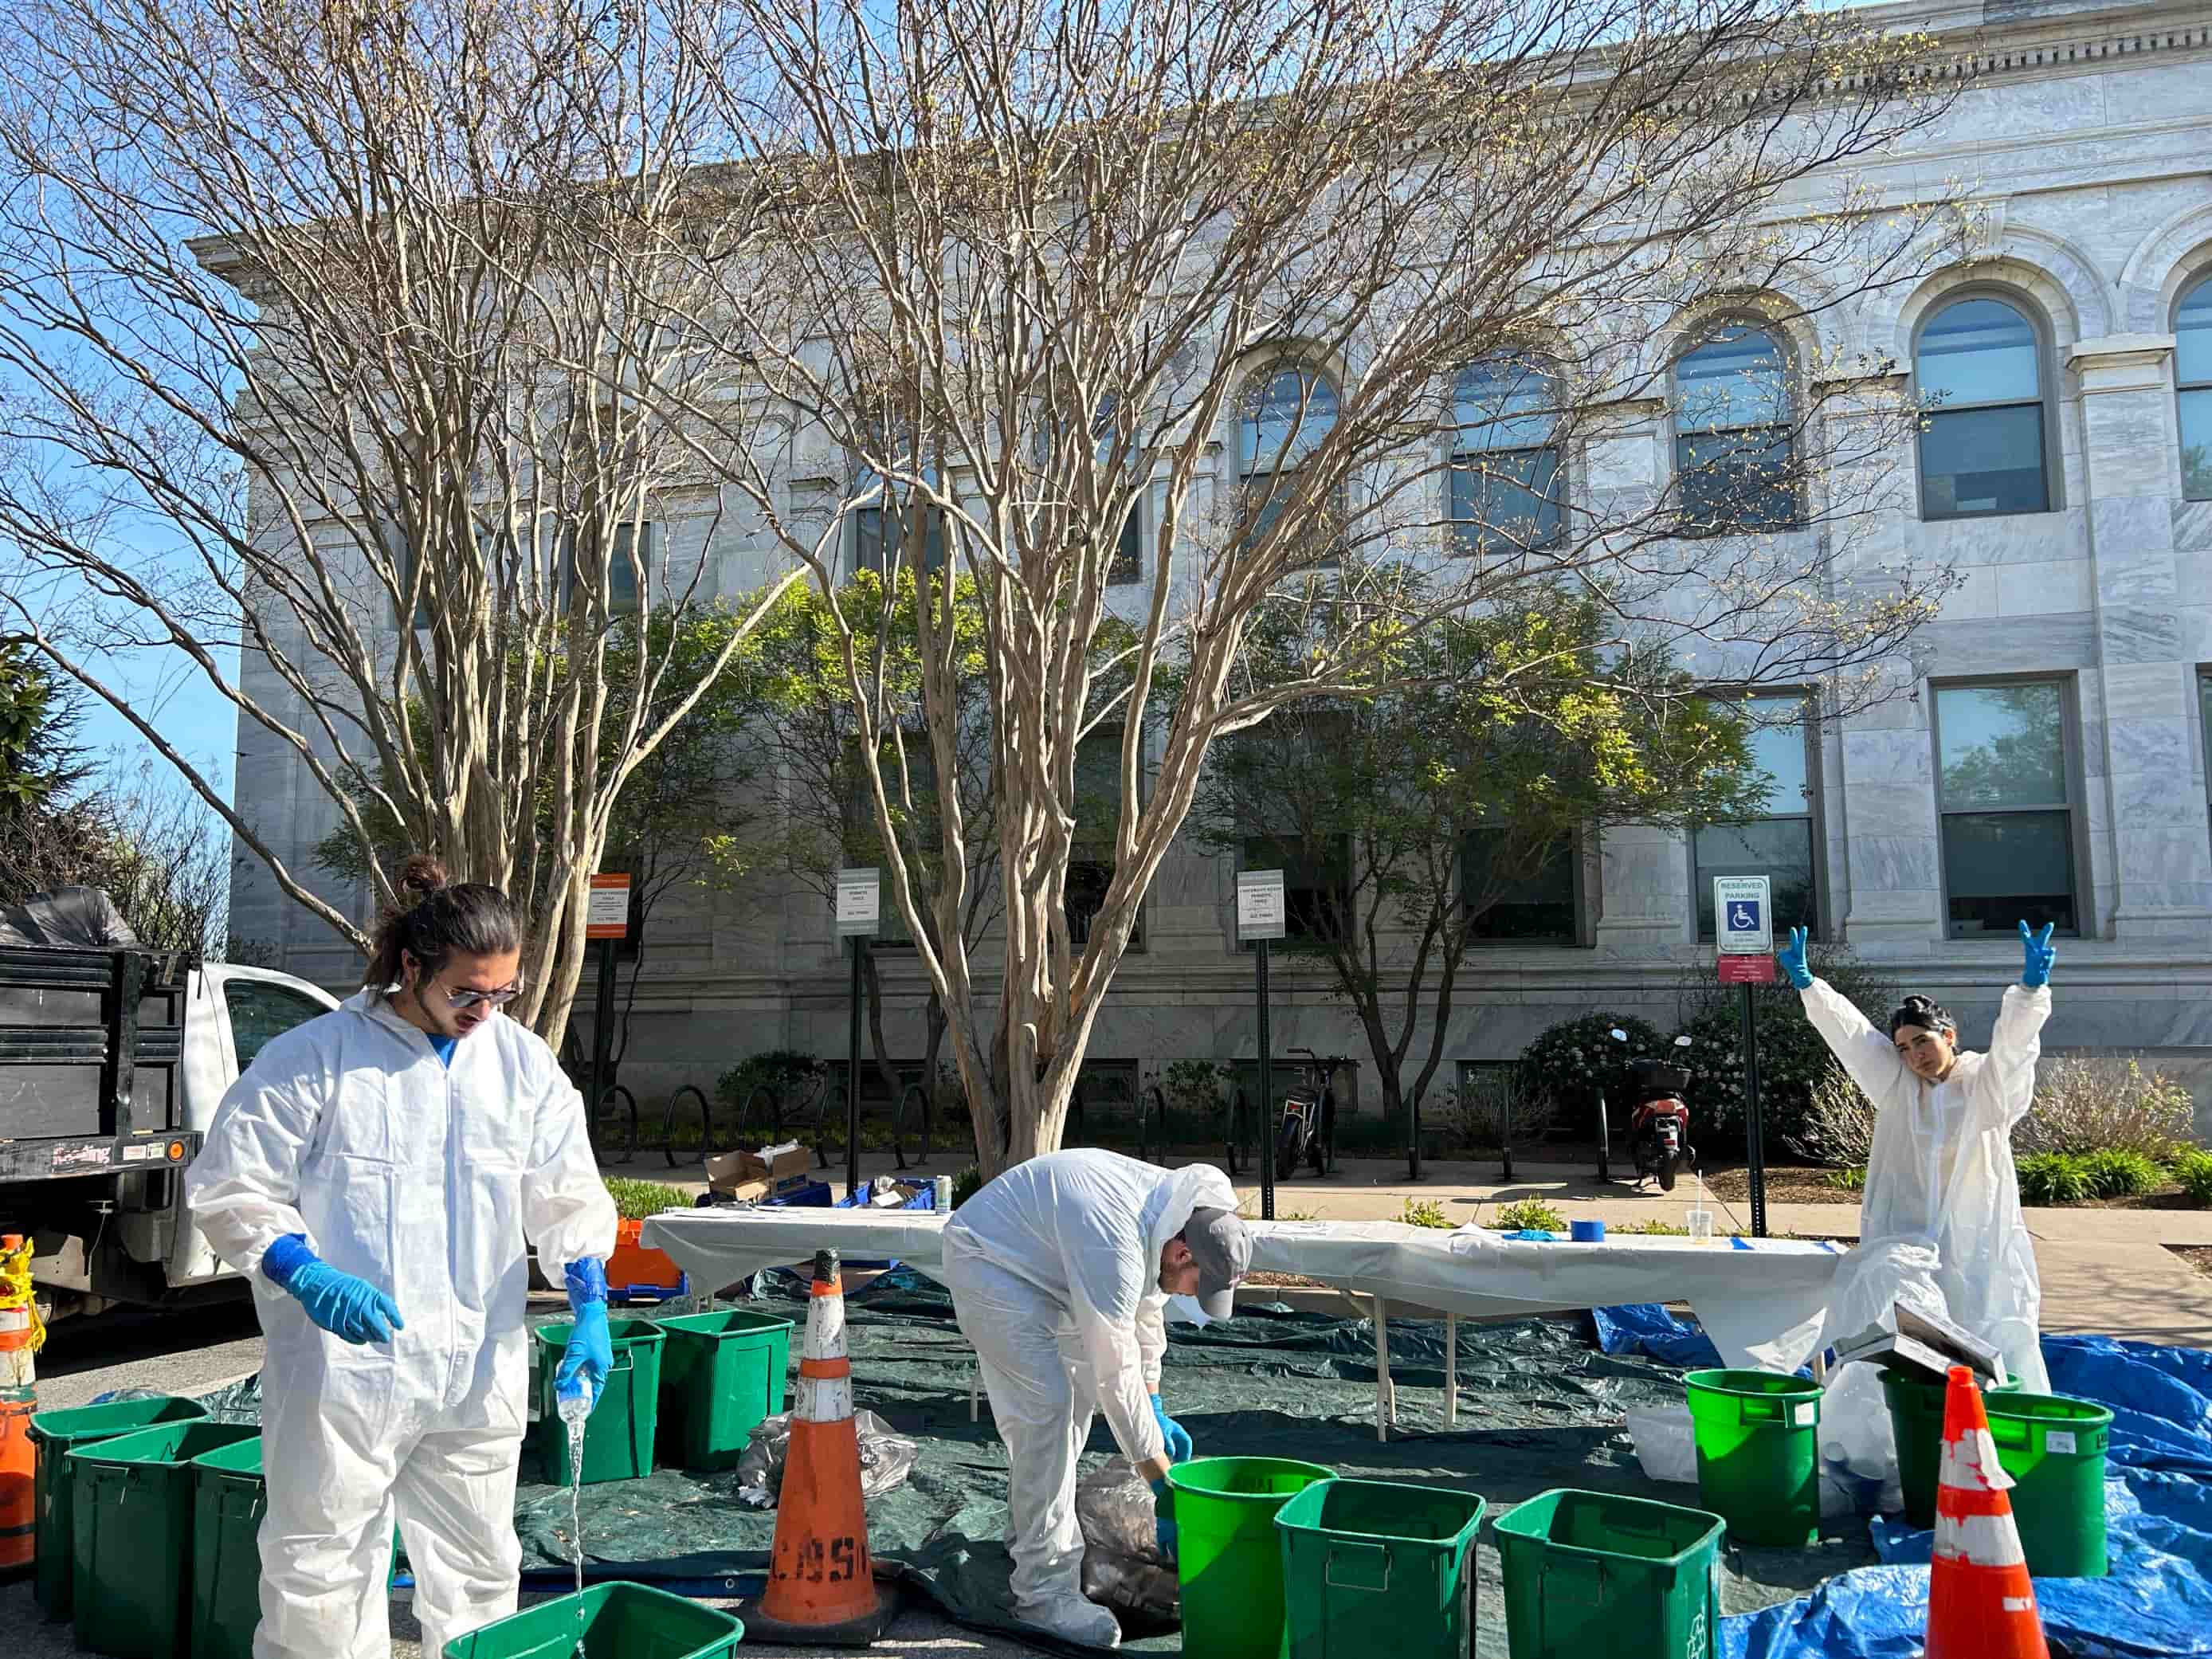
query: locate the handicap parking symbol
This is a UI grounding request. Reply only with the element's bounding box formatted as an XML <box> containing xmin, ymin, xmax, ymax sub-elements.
<box><xmin>1726</xmin><ymin>899</ymin><xmax>1762</xmax><ymax>935</ymax></box>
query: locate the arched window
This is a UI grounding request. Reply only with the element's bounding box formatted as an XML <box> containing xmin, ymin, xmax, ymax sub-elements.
<box><xmin>1673</xmin><ymin>324</ymin><xmax>1798</xmax><ymax>532</ymax></box>
<box><xmin>2178</xmin><ymin>275</ymin><xmax>2212</xmax><ymax>502</ymax></box>
<box><xmin>1451</xmin><ymin>355</ymin><xmax>1563</xmax><ymax>555</ymax></box>
<box><xmin>1238</xmin><ymin>365</ymin><xmax>1339</xmax><ymax>556</ymax></box>
<box><xmin>1914</xmin><ymin>296</ymin><xmax>2053</xmax><ymax>520</ymax></box>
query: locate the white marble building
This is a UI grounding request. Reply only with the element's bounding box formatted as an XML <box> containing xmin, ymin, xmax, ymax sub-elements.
<box><xmin>229</xmin><ymin>0</ymin><xmax>2212</xmax><ymax>1120</ymax></box>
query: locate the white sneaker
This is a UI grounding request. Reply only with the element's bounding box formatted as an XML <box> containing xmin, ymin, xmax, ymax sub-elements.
<box><xmin>1022</xmin><ymin>1594</ymin><xmax>1123</xmax><ymax>1649</ymax></box>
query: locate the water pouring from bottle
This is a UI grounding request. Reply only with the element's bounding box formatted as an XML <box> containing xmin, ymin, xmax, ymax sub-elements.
<box><xmin>558</xmin><ymin>1386</ymin><xmax>592</xmax><ymax>1656</ymax></box>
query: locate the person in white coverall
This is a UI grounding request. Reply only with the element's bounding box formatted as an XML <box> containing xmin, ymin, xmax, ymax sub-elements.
<box><xmin>1778</xmin><ymin>920</ymin><xmax>2055</xmax><ymax>1392</ymax></box>
<box><xmin>940</xmin><ymin>1147</ymin><xmax>1249</xmax><ymax>1649</ymax></box>
<box><xmin>186</xmin><ymin>858</ymin><xmax>618</xmax><ymax>1659</ymax></box>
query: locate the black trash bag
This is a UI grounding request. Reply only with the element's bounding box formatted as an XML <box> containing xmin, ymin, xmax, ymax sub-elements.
<box><xmin>1076</xmin><ymin>1457</ymin><xmax>1179</xmax><ymax>1631</ymax></box>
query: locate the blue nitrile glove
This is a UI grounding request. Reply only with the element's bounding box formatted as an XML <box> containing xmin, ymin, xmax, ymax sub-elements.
<box><xmin>555</xmin><ymin>1258</ymin><xmax>613</xmax><ymax>1411</ymax></box>
<box><xmin>1776</xmin><ymin>924</ymin><xmax>1813</xmax><ymax>990</ymax></box>
<box><xmin>2018</xmin><ymin>920</ymin><xmax>2056</xmax><ymax>989</ymax></box>
<box><xmin>1151</xmin><ymin>1477</ymin><xmax>1178</xmax><ymax>1559</ymax></box>
<box><xmin>262</xmin><ymin>1233</ymin><xmax>403</xmax><ymax>1345</ymax></box>
<box><xmin>1150</xmin><ymin>1394</ymin><xmax>1194</xmax><ymax>1463</ymax></box>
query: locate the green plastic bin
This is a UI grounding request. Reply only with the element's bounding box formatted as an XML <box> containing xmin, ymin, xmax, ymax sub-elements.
<box><xmin>1985</xmin><ymin>1392</ymin><xmax>2113</xmax><ymax>1579</ymax></box>
<box><xmin>1881</xmin><ymin>1368</ymin><xmax>2024</xmax><ymax>1529</ymax></box>
<box><xmin>441</xmin><ymin>1580</ymin><xmax>744</xmax><ymax>1658</ymax></box>
<box><xmin>530</xmin><ymin>1316</ymin><xmax>666</xmax><ymax>1486</ymax></box>
<box><xmin>1493</xmin><ymin>1488</ymin><xmax>1726</xmax><ymax>1659</ymax></box>
<box><xmin>1275</xmin><ymin>1477</ymin><xmax>1484</xmax><ymax>1659</ymax></box>
<box><xmin>28</xmin><ymin>1394</ymin><xmax>209</xmax><ymax>1622</ymax></box>
<box><xmin>654</xmin><ymin>1307</ymin><xmax>791</xmax><ymax>1471</ymax></box>
<box><xmin>1167</xmin><ymin>1455</ymin><xmax>1334</xmax><ymax>1659</ymax></box>
<box><xmin>1684</xmin><ymin>1368</ymin><xmax>1821</xmax><ymax>1547</ymax></box>
<box><xmin>190</xmin><ymin>1436</ymin><xmax>269</xmax><ymax>1659</ymax></box>
<box><xmin>66</xmin><ymin>1418</ymin><xmax>261</xmax><ymax>1659</ymax></box>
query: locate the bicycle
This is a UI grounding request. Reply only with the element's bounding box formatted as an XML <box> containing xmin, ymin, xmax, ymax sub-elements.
<box><xmin>1277</xmin><ymin>1049</ymin><xmax>1346</xmax><ymax>1180</ymax></box>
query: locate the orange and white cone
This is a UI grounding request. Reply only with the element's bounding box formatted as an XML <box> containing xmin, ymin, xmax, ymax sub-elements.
<box><xmin>1924</xmin><ymin>1364</ymin><xmax>2049</xmax><ymax>1659</ymax></box>
<box><xmin>748</xmin><ymin>1248</ymin><xmax>893</xmax><ymax>1645</ymax></box>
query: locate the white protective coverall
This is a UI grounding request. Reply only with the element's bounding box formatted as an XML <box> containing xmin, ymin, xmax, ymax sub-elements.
<box><xmin>186</xmin><ymin>990</ymin><xmax>616</xmax><ymax>1659</ymax></box>
<box><xmin>1798</xmin><ymin>976</ymin><xmax>2052</xmax><ymax>1393</ymax></box>
<box><xmin>939</xmin><ymin>1148</ymin><xmax>1237</xmax><ymax>1638</ymax></box>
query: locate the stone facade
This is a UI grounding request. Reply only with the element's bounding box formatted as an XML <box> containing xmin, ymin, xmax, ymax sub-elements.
<box><xmin>229</xmin><ymin>0</ymin><xmax>2212</xmax><ymax>1126</ymax></box>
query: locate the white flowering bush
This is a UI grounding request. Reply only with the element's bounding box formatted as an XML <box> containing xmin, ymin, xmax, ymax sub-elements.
<box><xmin>1518</xmin><ymin>1013</ymin><xmax>1669</xmax><ymax>1126</ymax></box>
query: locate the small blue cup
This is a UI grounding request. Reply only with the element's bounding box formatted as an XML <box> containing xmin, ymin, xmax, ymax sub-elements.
<box><xmin>1570</xmin><ymin>1219</ymin><xmax>1606</xmax><ymax>1242</ymax></box>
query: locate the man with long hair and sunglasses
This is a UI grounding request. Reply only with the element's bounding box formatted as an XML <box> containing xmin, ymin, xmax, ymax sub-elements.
<box><xmin>188</xmin><ymin>855</ymin><xmax>615</xmax><ymax>1658</ymax></box>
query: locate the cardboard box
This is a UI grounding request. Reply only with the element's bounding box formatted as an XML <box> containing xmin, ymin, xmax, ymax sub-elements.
<box><xmin>707</xmin><ymin>1141</ymin><xmax>814</xmax><ymax>1195</ymax></box>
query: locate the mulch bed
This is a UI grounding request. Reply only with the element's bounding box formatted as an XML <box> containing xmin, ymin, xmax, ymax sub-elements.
<box><xmin>2171</xmin><ymin>1245</ymin><xmax>2212</xmax><ymax>1281</ymax></box>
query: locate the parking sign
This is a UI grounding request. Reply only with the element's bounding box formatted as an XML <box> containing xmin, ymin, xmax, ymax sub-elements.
<box><xmin>1713</xmin><ymin>876</ymin><xmax>1772</xmax><ymax>955</ymax></box>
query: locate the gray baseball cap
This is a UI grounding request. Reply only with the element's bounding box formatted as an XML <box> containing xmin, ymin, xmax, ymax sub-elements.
<box><xmin>1182</xmin><ymin>1206</ymin><xmax>1252</xmax><ymax>1320</ymax></box>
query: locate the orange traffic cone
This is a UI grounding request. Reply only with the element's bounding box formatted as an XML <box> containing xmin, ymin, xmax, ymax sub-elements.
<box><xmin>2</xmin><ymin>1233</ymin><xmax>43</xmax><ymax>1575</ymax></box>
<box><xmin>747</xmin><ymin>1248</ymin><xmax>893</xmax><ymax>1645</ymax></box>
<box><xmin>1925</xmin><ymin>1363</ymin><xmax>2049</xmax><ymax>1659</ymax></box>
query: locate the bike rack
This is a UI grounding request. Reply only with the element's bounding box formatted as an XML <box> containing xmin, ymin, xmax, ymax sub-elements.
<box><xmin>661</xmin><ymin>1084</ymin><xmax>710</xmax><ymax>1170</ymax></box>
<box><xmin>592</xmin><ymin>1084</ymin><xmax>639</xmax><ymax>1166</ymax></box>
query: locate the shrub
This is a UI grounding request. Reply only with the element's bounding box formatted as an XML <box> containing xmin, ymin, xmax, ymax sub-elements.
<box><xmin>1492</xmin><ymin>1197</ymin><xmax>1568</xmax><ymax>1233</ymax></box>
<box><xmin>2175</xmin><ymin>1151</ymin><xmax>2212</xmax><ymax>1207</ymax></box>
<box><xmin>2017</xmin><ymin>1152</ymin><xmax>2091</xmax><ymax>1206</ymax></box>
<box><xmin>715</xmin><ymin>1049</ymin><xmax>821</xmax><ymax>1120</ymax></box>
<box><xmin>2078</xmin><ymin>1147</ymin><xmax>2162</xmax><ymax>1200</ymax></box>
<box><xmin>602</xmin><ymin>1178</ymin><xmax>692</xmax><ymax>1221</ymax></box>
<box><xmin>951</xmin><ymin>1164</ymin><xmax>984</xmax><ymax>1209</ymax></box>
<box><xmin>1824</xmin><ymin>1166</ymin><xmax>1868</xmax><ymax>1194</ymax></box>
<box><xmin>1398</xmin><ymin>1197</ymin><xmax>1453</xmax><ymax>1229</ymax></box>
<box><xmin>2014</xmin><ymin>1057</ymin><xmax>2198</xmax><ymax>1161</ymax></box>
<box><xmin>1618</xmin><ymin>1219</ymin><xmax>1689</xmax><ymax>1236</ymax></box>
<box><xmin>1440</xmin><ymin>1077</ymin><xmax>1555</xmax><ymax>1152</ymax></box>
<box><xmin>1518</xmin><ymin>1013</ymin><xmax>1669</xmax><ymax>1130</ymax></box>
<box><xmin>1791</xmin><ymin>1063</ymin><xmax>1879</xmax><ymax>1169</ymax></box>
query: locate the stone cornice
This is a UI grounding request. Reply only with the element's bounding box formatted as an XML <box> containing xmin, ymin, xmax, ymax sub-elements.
<box><xmin>2068</xmin><ymin>330</ymin><xmax>2179</xmax><ymax>390</ymax></box>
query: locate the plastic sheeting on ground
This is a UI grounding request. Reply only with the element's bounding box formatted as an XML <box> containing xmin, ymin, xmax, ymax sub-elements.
<box><xmin>1723</xmin><ymin>1331</ymin><xmax>2212</xmax><ymax>1659</ymax></box>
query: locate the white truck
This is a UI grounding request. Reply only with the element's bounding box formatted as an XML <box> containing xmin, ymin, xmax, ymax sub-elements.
<box><xmin>1</xmin><ymin>892</ymin><xmax>338</xmax><ymax>1320</ymax></box>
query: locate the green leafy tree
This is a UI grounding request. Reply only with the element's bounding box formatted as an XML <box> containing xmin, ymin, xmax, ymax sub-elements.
<box><xmin>0</xmin><ymin>641</ymin><xmax>88</xmax><ymax>822</ymax></box>
<box><xmin>1191</xmin><ymin>571</ymin><xmax>1769</xmax><ymax>1155</ymax></box>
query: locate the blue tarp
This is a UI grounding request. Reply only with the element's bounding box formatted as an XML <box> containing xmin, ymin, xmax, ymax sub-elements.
<box><xmin>1588</xmin><ymin>1304</ymin><xmax>2212</xmax><ymax>1658</ymax></box>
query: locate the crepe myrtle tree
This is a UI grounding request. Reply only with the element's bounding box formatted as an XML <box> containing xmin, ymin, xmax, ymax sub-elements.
<box><xmin>0</xmin><ymin>0</ymin><xmax>798</xmax><ymax>1037</ymax></box>
<box><xmin>1189</xmin><ymin>572</ymin><xmax>1774</xmax><ymax>1158</ymax></box>
<box><xmin>658</xmin><ymin>0</ymin><xmax>1967</xmax><ymax>1175</ymax></box>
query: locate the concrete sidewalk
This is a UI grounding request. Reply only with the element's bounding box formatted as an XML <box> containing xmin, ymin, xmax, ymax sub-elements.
<box><xmin>618</xmin><ymin>1149</ymin><xmax>2212</xmax><ymax>1348</ymax></box>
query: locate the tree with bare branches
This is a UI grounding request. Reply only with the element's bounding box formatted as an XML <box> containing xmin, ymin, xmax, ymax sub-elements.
<box><xmin>670</xmin><ymin>0</ymin><xmax>1964</xmax><ymax>1175</ymax></box>
<box><xmin>0</xmin><ymin>0</ymin><xmax>792</xmax><ymax>1034</ymax></box>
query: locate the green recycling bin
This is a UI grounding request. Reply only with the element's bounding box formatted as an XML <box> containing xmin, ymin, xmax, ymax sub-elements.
<box><xmin>1167</xmin><ymin>1456</ymin><xmax>1334</xmax><ymax>1659</ymax></box>
<box><xmin>28</xmin><ymin>1394</ymin><xmax>209</xmax><ymax>1622</ymax></box>
<box><xmin>1881</xmin><ymin>1367</ymin><xmax>2024</xmax><ymax>1529</ymax></box>
<box><xmin>530</xmin><ymin>1316</ymin><xmax>666</xmax><ymax>1486</ymax></box>
<box><xmin>1984</xmin><ymin>1392</ymin><xmax>2113</xmax><ymax>1578</ymax></box>
<box><xmin>1493</xmin><ymin>1488</ymin><xmax>1726</xmax><ymax>1659</ymax></box>
<box><xmin>442</xmin><ymin>1581</ymin><xmax>744</xmax><ymax>1658</ymax></box>
<box><xmin>190</xmin><ymin>1436</ymin><xmax>270</xmax><ymax>1659</ymax></box>
<box><xmin>1684</xmin><ymin>1368</ymin><xmax>1821</xmax><ymax>1547</ymax></box>
<box><xmin>1275</xmin><ymin>1477</ymin><xmax>1484</xmax><ymax>1659</ymax></box>
<box><xmin>66</xmin><ymin>1418</ymin><xmax>261</xmax><ymax>1659</ymax></box>
<box><xmin>653</xmin><ymin>1307</ymin><xmax>791</xmax><ymax>1471</ymax></box>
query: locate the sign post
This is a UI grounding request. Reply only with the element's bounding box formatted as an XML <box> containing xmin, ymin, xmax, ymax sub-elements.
<box><xmin>1237</xmin><ymin>870</ymin><xmax>1285</xmax><ymax>1221</ymax></box>
<box><xmin>585</xmin><ymin>873</ymin><xmax>631</xmax><ymax>1147</ymax></box>
<box><xmin>1713</xmin><ymin>876</ymin><xmax>1775</xmax><ymax>1237</ymax></box>
<box><xmin>837</xmin><ymin>869</ymin><xmax>880</xmax><ymax>1202</ymax></box>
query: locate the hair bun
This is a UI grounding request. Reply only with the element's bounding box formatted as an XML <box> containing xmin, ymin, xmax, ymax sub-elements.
<box><xmin>395</xmin><ymin>853</ymin><xmax>450</xmax><ymax>901</ymax></box>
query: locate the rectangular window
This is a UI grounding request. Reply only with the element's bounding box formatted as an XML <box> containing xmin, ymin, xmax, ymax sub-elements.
<box><xmin>560</xmin><ymin>521</ymin><xmax>654</xmax><ymax>616</ymax></box>
<box><xmin>1070</xmin><ymin>728</ymin><xmax>1143</xmax><ymax>951</ymax></box>
<box><xmin>1934</xmin><ymin>680</ymin><xmax>2078</xmax><ymax>938</ymax></box>
<box><xmin>1108</xmin><ymin>497</ymin><xmax>1143</xmax><ymax>586</ymax></box>
<box><xmin>856</xmin><ymin>503</ymin><xmax>947</xmax><ymax>576</ymax></box>
<box><xmin>1695</xmin><ymin>695</ymin><xmax>1818</xmax><ymax>940</ymax></box>
<box><xmin>1240</xmin><ymin>834</ymin><xmax>1349</xmax><ymax>948</ymax></box>
<box><xmin>1462</xmin><ymin>829</ymin><xmax>1581</xmax><ymax>945</ymax></box>
<box><xmin>1674</xmin><ymin>428</ymin><xmax>1797</xmax><ymax>532</ymax></box>
<box><xmin>2202</xmin><ymin>673</ymin><xmax>2212</xmax><ymax>860</ymax></box>
<box><xmin>1919</xmin><ymin>406</ymin><xmax>2049</xmax><ymax>519</ymax></box>
<box><xmin>1450</xmin><ymin>449</ymin><xmax>1562</xmax><ymax>557</ymax></box>
<box><xmin>2180</xmin><ymin>387</ymin><xmax>2212</xmax><ymax>502</ymax></box>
